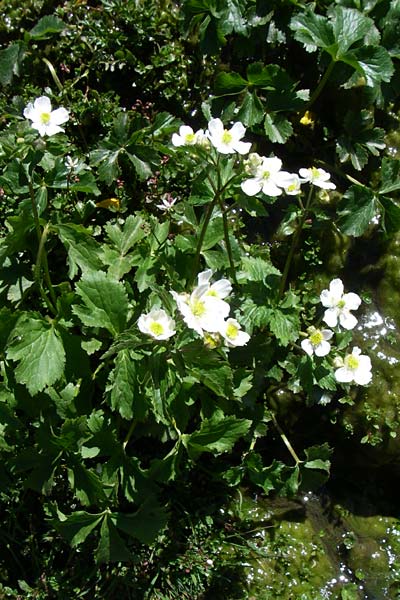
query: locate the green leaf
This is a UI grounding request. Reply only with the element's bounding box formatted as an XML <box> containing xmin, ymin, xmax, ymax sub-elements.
<box><xmin>6</xmin><ymin>315</ymin><xmax>66</xmax><ymax>395</ymax></box>
<box><xmin>349</xmin><ymin>46</ymin><xmax>394</xmax><ymax>87</ymax></box>
<box><xmin>379</xmin><ymin>157</ymin><xmax>400</xmax><ymax>194</ymax></box>
<box><xmin>332</xmin><ymin>7</ymin><xmax>374</xmax><ymax>57</ymax></box>
<box><xmin>50</xmin><ymin>508</ymin><xmax>103</xmax><ymax>547</ymax></box>
<box><xmin>96</xmin><ymin>515</ymin><xmax>131</xmax><ymax>563</ymax></box>
<box><xmin>239</xmin><ymin>256</ymin><xmax>280</xmax><ymax>282</ymax></box>
<box><xmin>267</xmin><ymin>308</ymin><xmax>300</xmax><ymax>346</ymax></box>
<box><xmin>73</xmin><ymin>271</ymin><xmax>129</xmax><ymax>336</ymax></box>
<box><xmin>214</xmin><ymin>71</ymin><xmax>248</xmax><ymax>95</ymax></box>
<box><xmin>112</xmin><ymin>498</ymin><xmax>168</xmax><ymax>544</ymax></box>
<box><xmin>182</xmin><ymin>414</ymin><xmax>251</xmax><ymax>459</ymax></box>
<box><xmin>379</xmin><ymin>195</ymin><xmax>400</xmax><ymax>234</ymax></box>
<box><xmin>108</xmin><ymin>350</ymin><xmax>139</xmax><ymax>420</ymax></box>
<box><xmin>290</xmin><ymin>9</ymin><xmax>334</xmax><ymax>53</ymax></box>
<box><xmin>236</xmin><ymin>91</ymin><xmax>264</xmax><ymax>126</ymax></box>
<box><xmin>337</xmin><ymin>185</ymin><xmax>377</xmax><ymax>236</ymax></box>
<box><xmin>0</xmin><ymin>43</ymin><xmax>24</xmax><ymax>86</ymax></box>
<box><xmin>55</xmin><ymin>224</ymin><xmax>103</xmax><ymax>278</ymax></box>
<box><xmin>264</xmin><ymin>113</ymin><xmax>293</xmax><ymax>144</ymax></box>
<box><xmin>68</xmin><ymin>463</ymin><xmax>108</xmax><ymax>506</ymax></box>
<box><xmin>29</xmin><ymin>15</ymin><xmax>65</xmax><ymax>39</ymax></box>
<box><xmin>105</xmin><ymin>214</ymin><xmax>146</xmax><ymax>254</ymax></box>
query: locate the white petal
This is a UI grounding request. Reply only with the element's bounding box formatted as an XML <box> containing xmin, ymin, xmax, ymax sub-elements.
<box><xmin>197</xmin><ymin>269</ymin><xmax>213</xmax><ymax>286</ymax></box>
<box><xmin>329</xmin><ymin>278</ymin><xmax>344</xmax><ymax>297</ymax></box>
<box><xmin>207</xmin><ymin>118</ymin><xmax>223</xmax><ymax>136</ymax></box>
<box><xmin>233</xmin><ymin>140</ymin><xmax>252</xmax><ymax>155</ymax></box>
<box><xmin>339</xmin><ymin>311</ymin><xmax>358</xmax><ymax>330</ymax></box>
<box><xmin>314</xmin><ymin>340</ymin><xmax>331</xmax><ymax>357</ymax></box>
<box><xmin>209</xmin><ymin>279</ymin><xmax>232</xmax><ymax>298</ymax></box>
<box><xmin>230</xmin><ymin>121</ymin><xmax>246</xmax><ymax>139</ymax></box>
<box><xmin>263</xmin><ymin>156</ymin><xmax>282</xmax><ymax>173</ymax></box>
<box><xmin>34</xmin><ymin>96</ymin><xmax>52</xmax><ymax>112</ymax></box>
<box><xmin>172</xmin><ymin>133</ymin><xmax>184</xmax><ymax>146</ymax></box>
<box><xmin>323</xmin><ymin>308</ymin><xmax>339</xmax><ymax>327</ymax></box>
<box><xmin>23</xmin><ymin>102</ymin><xmax>36</xmax><ymax>119</ymax></box>
<box><xmin>51</xmin><ymin>107</ymin><xmax>69</xmax><ymax>125</ymax></box>
<box><xmin>354</xmin><ymin>367</ymin><xmax>372</xmax><ymax>386</ymax></box>
<box><xmin>241</xmin><ymin>178</ymin><xmax>262</xmax><ymax>196</ymax></box>
<box><xmin>321</xmin><ymin>329</ymin><xmax>334</xmax><ymax>341</ymax></box>
<box><xmin>343</xmin><ymin>292</ymin><xmax>361</xmax><ymax>311</ymax></box>
<box><xmin>335</xmin><ymin>366</ymin><xmax>354</xmax><ymax>383</ymax></box>
<box><xmin>301</xmin><ymin>339</ymin><xmax>314</xmax><ymax>356</ymax></box>
<box><xmin>261</xmin><ymin>180</ymin><xmax>283</xmax><ymax>197</ymax></box>
<box><xmin>44</xmin><ymin>123</ymin><xmax>65</xmax><ymax>136</ymax></box>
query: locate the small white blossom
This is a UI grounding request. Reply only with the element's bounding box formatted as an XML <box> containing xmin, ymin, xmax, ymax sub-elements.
<box><xmin>241</xmin><ymin>156</ymin><xmax>291</xmax><ymax>197</ymax></box>
<box><xmin>280</xmin><ymin>173</ymin><xmax>303</xmax><ymax>195</ymax></box>
<box><xmin>334</xmin><ymin>347</ymin><xmax>372</xmax><ymax>386</ymax></box>
<box><xmin>301</xmin><ymin>327</ymin><xmax>333</xmax><ymax>357</ymax></box>
<box><xmin>171</xmin><ymin>286</ymin><xmax>230</xmax><ymax>337</ymax></box>
<box><xmin>156</xmin><ymin>194</ymin><xmax>177</xmax><ymax>212</ymax></box>
<box><xmin>23</xmin><ymin>96</ymin><xmax>69</xmax><ymax>137</ymax></box>
<box><xmin>172</xmin><ymin>125</ymin><xmax>205</xmax><ymax>147</ymax></box>
<box><xmin>206</xmin><ymin>118</ymin><xmax>251</xmax><ymax>155</ymax></box>
<box><xmin>65</xmin><ymin>155</ymin><xmax>79</xmax><ymax>171</ymax></box>
<box><xmin>320</xmin><ymin>278</ymin><xmax>361</xmax><ymax>330</ymax></box>
<box><xmin>138</xmin><ymin>308</ymin><xmax>176</xmax><ymax>340</ymax></box>
<box><xmin>299</xmin><ymin>167</ymin><xmax>336</xmax><ymax>189</ymax></box>
<box><xmin>219</xmin><ymin>318</ymin><xmax>250</xmax><ymax>347</ymax></box>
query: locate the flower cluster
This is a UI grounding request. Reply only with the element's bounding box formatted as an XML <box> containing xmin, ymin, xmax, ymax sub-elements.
<box><xmin>241</xmin><ymin>153</ymin><xmax>336</xmax><ymax>198</ymax></box>
<box><xmin>301</xmin><ymin>278</ymin><xmax>372</xmax><ymax>386</ymax></box>
<box><xmin>172</xmin><ymin>117</ymin><xmax>251</xmax><ymax>155</ymax></box>
<box><xmin>171</xmin><ymin>270</ymin><xmax>250</xmax><ymax>347</ymax></box>
<box><xmin>138</xmin><ymin>270</ymin><xmax>250</xmax><ymax>348</ymax></box>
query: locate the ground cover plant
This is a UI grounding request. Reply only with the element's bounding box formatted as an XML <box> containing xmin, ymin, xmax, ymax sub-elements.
<box><xmin>1</xmin><ymin>0</ymin><xmax>400</xmax><ymax>597</ymax></box>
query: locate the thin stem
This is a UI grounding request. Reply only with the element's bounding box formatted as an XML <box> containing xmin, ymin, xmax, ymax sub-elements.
<box><xmin>123</xmin><ymin>421</ymin><xmax>136</xmax><ymax>452</ymax></box>
<box><xmin>278</xmin><ymin>185</ymin><xmax>314</xmax><ymax>299</ymax></box>
<box><xmin>191</xmin><ymin>196</ymin><xmax>218</xmax><ymax>283</ymax></box>
<box><xmin>305</xmin><ymin>59</ymin><xmax>336</xmax><ymax>111</ymax></box>
<box><xmin>218</xmin><ymin>197</ymin><xmax>237</xmax><ymax>283</ymax></box>
<box><xmin>271</xmin><ymin>413</ymin><xmax>302</xmax><ymax>466</ymax></box>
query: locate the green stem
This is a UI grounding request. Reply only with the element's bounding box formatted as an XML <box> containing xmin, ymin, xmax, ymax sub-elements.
<box><xmin>271</xmin><ymin>413</ymin><xmax>302</xmax><ymax>466</ymax></box>
<box><xmin>123</xmin><ymin>421</ymin><xmax>137</xmax><ymax>452</ymax></box>
<box><xmin>192</xmin><ymin>196</ymin><xmax>218</xmax><ymax>283</ymax></box>
<box><xmin>278</xmin><ymin>185</ymin><xmax>314</xmax><ymax>299</ymax></box>
<box><xmin>218</xmin><ymin>197</ymin><xmax>237</xmax><ymax>283</ymax></box>
<box><xmin>29</xmin><ymin>181</ymin><xmax>57</xmax><ymax>313</ymax></box>
<box><xmin>306</xmin><ymin>59</ymin><xmax>336</xmax><ymax>111</ymax></box>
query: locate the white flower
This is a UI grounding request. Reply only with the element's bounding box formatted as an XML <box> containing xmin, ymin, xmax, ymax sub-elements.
<box><xmin>219</xmin><ymin>318</ymin><xmax>250</xmax><ymax>347</ymax></box>
<box><xmin>172</xmin><ymin>125</ymin><xmax>205</xmax><ymax>147</ymax></box>
<box><xmin>23</xmin><ymin>96</ymin><xmax>69</xmax><ymax>137</ymax></box>
<box><xmin>196</xmin><ymin>269</ymin><xmax>232</xmax><ymax>300</ymax></box>
<box><xmin>320</xmin><ymin>278</ymin><xmax>361</xmax><ymax>330</ymax></box>
<box><xmin>280</xmin><ymin>173</ymin><xmax>303</xmax><ymax>196</ymax></box>
<box><xmin>301</xmin><ymin>327</ymin><xmax>333</xmax><ymax>357</ymax></box>
<box><xmin>334</xmin><ymin>347</ymin><xmax>372</xmax><ymax>385</ymax></box>
<box><xmin>241</xmin><ymin>156</ymin><xmax>291</xmax><ymax>197</ymax></box>
<box><xmin>171</xmin><ymin>286</ymin><xmax>230</xmax><ymax>337</ymax></box>
<box><xmin>138</xmin><ymin>308</ymin><xmax>176</xmax><ymax>340</ymax></box>
<box><xmin>156</xmin><ymin>194</ymin><xmax>177</xmax><ymax>212</ymax></box>
<box><xmin>206</xmin><ymin>118</ymin><xmax>251</xmax><ymax>155</ymax></box>
<box><xmin>65</xmin><ymin>155</ymin><xmax>79</xmax><ymax>171</ymax></box>
<box><xmin>299</xmin><ymin>167</ymin><xmax>336</xmax><ymax>189</ymax></box>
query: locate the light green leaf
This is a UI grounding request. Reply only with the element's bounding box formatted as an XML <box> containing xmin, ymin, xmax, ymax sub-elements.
<box><xmin>29</xmin><ymin>15</ymin><xmax>65</xmax><ymax>39</ymax></box>
<box><xmin>290</xmin><ymin>9</ymin><xmax>334</xmax><ymax>53</ymax></box>
<box><xmin>239</xmin><ymin>256</ymin><xmax>280</xmax><ymax>282</ymax></box>
<box><xmin>73</xmin><ymin>271</ymin><xmax>129</xmax><ymax>336</ymax></box>
<box><xmin>337</xmin><ymin>185</ymin><xmax>377</xmax><ymax>236</ymax></box>
<box><xmin>264</xmin><ymin>113</ymin><xmax>293</xmax><ymax>144</ymax></box>
<box><xmin>332</xmin><ymin>7</ymin><xmax>374</xmax><ymax>57</ymax></box>
<box><xmin>346</xmin><ymin>46</ymin><xmax>394</xmax><ymax>87</ymax></box>
<box><xmin>182</xmin><ymin>415</ymin><xmax>252</xmax><ymax>459</ymax></box>
<box><xmin>6</xmin><ymin>315</ymin><xmax>65</xmax><ymax>395</ymax></box>
<box><xmin>237</xmin><ymin>91</ymin><xmax>264</xmax><ymax>126</ymax></box>
<box><xmin>267</xmin><ymin>308</ymin><xmax>300</xmax><ymax>346</ymax></box>
<box><xmin>55</xmin><ymin>223</ymin><xmax>103</xmax><ymax>278</ymax></box>
<box><xmin>105</xmin><ymin>214</ymin><xmax>146</xmax><ymax>255</ymax></box>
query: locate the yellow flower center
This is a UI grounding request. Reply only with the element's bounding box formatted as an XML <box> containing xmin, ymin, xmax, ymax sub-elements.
<box><xmin>226</xmin><ymin>323</ymin><xmax>238</xmax><ymax>339</ymax></box>
<box><xmin>192</xmin><ymin>299</ymin><xmax>206</xmax><ymax>317</ymax></box>
<box><xmin>311</xmin><ymin>167</ymin><xmax>320</xmax><ymax>178</ymax></box>
<box><xmin>185</xmin><ymin>132</ymin><xmax>195</xmax><ymax>144</ymax></box>
<box><xmin>337</xmin><ymin>299</ymin><xmax>346</xmax><ymax>309</ymax></box>
<box><xmin>40</xmin><ymin>112</ymin><xmax>51</xmax><ymax>124</ymax></box>
<box><xmin>262</xmin><ymin>170</ymin><xmax>271</xmax><ymax>180</ymax></box>
<box><xmin>206</xmin><ymin>289</ymin><xmax>218</xmax><ymax>297</ymax></box>
<box><xmin>345</xmin><ymin>354</ymin><xmax>359</xmax><ymax>370</ymax></box>
<box><xmin>310</xmin><ymin>330</ymin><xmax>323</xmax><ymax>346</ymax></box>
<box><xmin>149</xmin><ymin>322</ymin><xmax>164</xmax><ymax>336</ymax></box>
<box><xmin>287</xmin><ymin>183</ymin><xmax>297</xmax><ymax>192</ymax></box>
<box><xmin>222</xmin><ymin>130</ymin><xmax>233</xmax><ymax>144</ymax></box>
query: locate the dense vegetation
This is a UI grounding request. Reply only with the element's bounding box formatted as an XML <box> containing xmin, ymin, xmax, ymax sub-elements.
<box><xmin>1</xmin><ymin>0</ymin><xmax>400</xmax><ymax>597</ymax></box>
